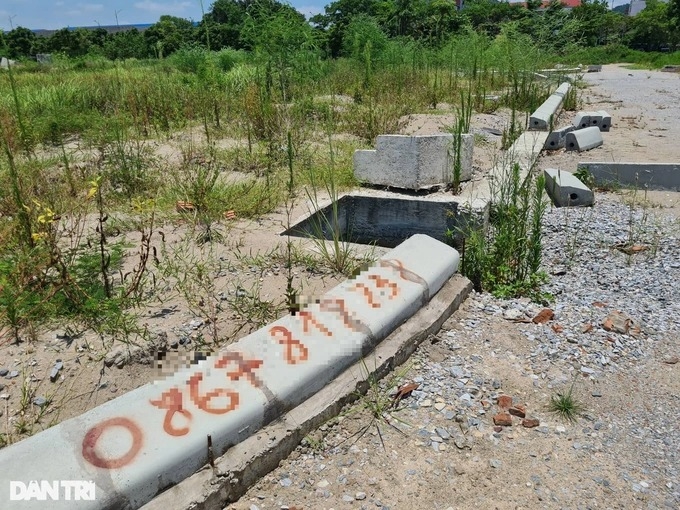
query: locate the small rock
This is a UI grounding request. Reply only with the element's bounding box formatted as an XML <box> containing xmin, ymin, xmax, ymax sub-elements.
<box><xmin>493</xmin><ymin>413</ymin><xmax>513</xmax><ymax>427</ymax></box>
<box><xmin>6</xmin><ymin>370</ymin><xmax>19</xmax><ymax>379</ymax></box>
<box><xmin>33</xmin><ymin>396</ymin><xmax>48</xmax><ymax>407</ymax></box>
<box><xmin>355</xmin><ymin>492</ymin><xmax>366</xmax><ymax>500</ymax></box>
<box><xmin>420</xmin><ymin>399</ymin><xmax>433</xmax><ymax>408</ymax></box>
<box><xmin>279</xmin><ymin>478</ymin><xmax>292</xmax><ymax>487</ymax></box>
<box><xmin>602</xmin><ymin>310</ymin><xmax>635</xmax><ymax>334</ymax></box>
<box><xmin>497</xmin><ymin>395</ymin><xmax>513</xmax><ymax>409</ymax></box>
<box><xmin>504</xmin><ymin>308</ymin><xmax>524</xmax><ymax>320</ymax></box>
<box><xmin>509</xmin><ymin>405</ymin><xmax>526</xmax><ymax>418</ymax></box>
<box><xmin>317</xmin><ymin>479</ymin><xmax>330</xmax><ymax>489</ymax></box>
<box><xmin>342</xmin><ymin>494</ymin><xmax>354</xmax><ymax>502</ymax></box>
<box><xmin>532</xmin><ymin>308</ymin><xmax>555</xmax><ymax>324</ymax></box>
<box><xmin>522</xmin><ymin>418</ymin><xmax>540</xmax><ymax>428</ymax></box>
<box><xmin>489</xmin><ymin>459</ymin><xmax>502</xmax><ymax>469</ymax></box>
<box><xmin>0</xmin><ymin>369</ymin><xmax>8</xmax><ymax>377</ymax></box>
<box><xmin>434</xmin><ymin>402</ymin><xmax>446</xmax><ymax>411</ymax></box>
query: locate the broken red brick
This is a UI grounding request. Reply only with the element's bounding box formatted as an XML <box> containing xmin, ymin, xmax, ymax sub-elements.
<box><xmin>497</xmin><ymin>395</ymin><xmax>513</xmax><ymax>409</ymax></box>
<box><xmin>509</xmin><ymin>405</ymin><xmax>526</xmax><ymax>418</ymax></box>
<box><xmin>532</xmin><ymin>308</ymin><xmax>555</xmax><ymax>324</ymax></box>
<box><xmin>522</xmin><ymin>418</ymin><xmax>540</xmax><ymax>428</ymax></box>
<box><xmin>493</xmin><ymin>413</ymin><xmax>513</xmax><ymax>427</ymax></box>
<box><xmin>493</xmin><ymin>426</ymin><xmax>503</xmax><ymax>433</ymax></box>
<box><xmin>551</xmin><ymin>323</ymin><xmax>564</xmax><ymax>333</ymax></box>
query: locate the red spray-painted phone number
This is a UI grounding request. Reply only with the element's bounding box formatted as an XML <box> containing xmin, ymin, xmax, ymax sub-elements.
<box><xmin>82</xmin><ymin>259</ymin><xmax>425</xmax><ymax>468</ymax></box>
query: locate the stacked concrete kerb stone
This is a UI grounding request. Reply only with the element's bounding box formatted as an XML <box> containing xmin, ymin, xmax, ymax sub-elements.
<box><xmin>573</xmin><ymin>110</ymin><xmax>611</xmax><ymax>132</ymax></box>
<box><xmin>528</xmin><ymin>82</ymin><xmax>571</xmax><ymax>131</ymax></box>
<box><xmin>0</xmin><ymin>234</ymin><xmax>460</xmax><ymax>510</ymax></box>
<box><xmin>353</xmin><ymin>133</ymin><xmax>474</xmax><ymax>189</ymax></box>
<box><xmin>565</xmin><ymin>126</ymin><xmax>603</xmax><ymax>152</ymax></box>
<box><xmin>544</xmin><ymin>168</ymin><xmax>594</xmax><ymax>207</ymax></box>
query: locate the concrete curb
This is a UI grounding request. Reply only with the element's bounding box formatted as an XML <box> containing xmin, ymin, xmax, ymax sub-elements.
<box><xmin>565</xmin><ymin>126</ymin><xmax>603</xmax><ymax>152</ymax></box>
<box><xmin>577</xmin><ymin>162</ymin><xmax>680</xmax><ymax>191</ymax></box>
<box><xmin>528</xmin><ymin>82</ymin><xmax>571</xmax><ymax>131</ymax></box>
<box><xmin>141</xmin><ymin>275</ymin><xmax>473</xmax><ymax>510</ymax></box>
<box><xmin>0</xmin><ymin>235</ymin><xmax>460</xmax><ymax>510</ymax></box>
<box><xmin>544</xmin><ymin>125</ymin><xmax>575</xmax><ymax>150</ymax></box>
<box><xmin>544</xmin><ymin>168</ymin><xmax>594</xmax><ymax>207</ymax></box>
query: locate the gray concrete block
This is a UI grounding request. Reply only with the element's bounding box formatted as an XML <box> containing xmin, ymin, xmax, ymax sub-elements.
<box><xmin>577</xmin><ymin>162</ymin><xmax>680</xmax><ymax>191</ymax></box>
<box><xmin>596</xmin><ymin>110</ymin><xmax>612</xmax><ymax>131</ymax></box>
<box><xmin>565</xmin><ymin>126</ymin><xmax>603</xmax><ymax>152</ymax></box>
<box><xmin>554</xmin><ymin>82</ymin><xmax>572</xmax><ymax>97</ymax></box>
<box><xmin>544</xmin><ymin>125</ymin><xmax>575</xmax><ymax>150</ymax></box>
<box><xmin>354</xmin><ymin>133</ymin><xmax>473</xmax><ymax>190</ymax></box>
<box><xmin>544</xmin><ymin>168</ymin><xmax>594</xmax><ymax>207</ymax></box>
<box><xmin>529</xmin><ymin>94</ymin><xmax>564</xmax><ymax>130</ymax></box>
<box><xmin>587</xmin><ymin>65</ymin><xmax>603</xmax><ymax>72</ymax></box>
<box><xmin>573</xmin><ymin>111</ymin><xmax>592</xmax><ymax>129</ymax></box>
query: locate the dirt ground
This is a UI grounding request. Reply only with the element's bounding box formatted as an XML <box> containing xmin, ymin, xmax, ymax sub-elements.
<box><xmin>1</xmin><ymin>64</ymin><xmax>679</xmax><ymax>509</ymax></box>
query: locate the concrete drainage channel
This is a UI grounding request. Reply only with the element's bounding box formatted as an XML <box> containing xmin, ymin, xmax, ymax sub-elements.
<box><xmin>0</xmin><ymin>81</ymin><xmax>573</xmax><ymax>510</ymax></box>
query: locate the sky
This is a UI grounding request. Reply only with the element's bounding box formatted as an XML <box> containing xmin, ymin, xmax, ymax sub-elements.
<box><xmin>0</xmin><ymin>0</ymin><xmax>327</xmax><ymax>31</ymax></box>
<box><xmin>0</xmin><ymin>0</ymin><xmax>635</xmax><ymax>32</ymax></box>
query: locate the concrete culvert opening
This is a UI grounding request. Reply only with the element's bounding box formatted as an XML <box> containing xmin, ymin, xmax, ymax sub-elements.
<box><xmin>283</xmin><ymin>194</ymin><xmax>460</xmax><ymax>248</ymax></box>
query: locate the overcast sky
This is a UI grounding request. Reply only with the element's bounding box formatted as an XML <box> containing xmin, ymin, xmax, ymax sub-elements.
<box><xmin>0</xmin><ymin>0</ymin><xmax>633</xmax><ymax>32</ymax></box>
<box><xmin>0</xmin><ymin>0</ymin><xmax>326</xmax><ymax>31</ymax></box>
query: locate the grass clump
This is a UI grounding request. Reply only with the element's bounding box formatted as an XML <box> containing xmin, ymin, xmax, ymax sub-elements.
<box><xmin>548</xmin><ymin>377</ymin><xmax>585</xmax><ymax>423</ymax></box>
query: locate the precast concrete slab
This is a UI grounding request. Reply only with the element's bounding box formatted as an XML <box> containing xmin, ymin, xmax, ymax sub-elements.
<box><xmin>565</xmin><ymin>126</ymin><xmax>603</xmax><ymax>152</ymax></box>
<box><xmin>141</xmin><ymin>275</ymin><xmax>473</xmax><ymax>510</ymax></box>
<box><xmin>528</xmin><ymin>83</ymin><xmax>570</xmax><ymax>130</ymax></box>
<box><xmin>544</xmin><ymin>168</ymin><xmax>594</xmax><ymax>207</ymax></box>
<box><xmin>0</xmin><ymin>235</ymin><xmax>459</xmax><ymax>510</ymax></box>
<box><xmin>577</xmin><ymin>162</ymin><xmax>680</xmax><ymax>191</ymax></box>
<box><xmin>554</xmin><ymin>82</ymin><xmax>571</xmax><ymax>96</ymax></box>
<box><xmin>353</xmin><ymin>133</ymin><xmax>473</xmax><ymax>190</ymax></box>
<box><xmin>544</xmin><ymin>125</ymin><xmax>575</xmax><ymax>150</ymax></box>
<box><xmin>573</xmin><ymin>111</ymin><xmax>592</xmax><ymax>129</ymax></box>
<box><xmin>597</xmin><ymin>110</ymin><xmax>612</xmax><ymax>131</ymax></box>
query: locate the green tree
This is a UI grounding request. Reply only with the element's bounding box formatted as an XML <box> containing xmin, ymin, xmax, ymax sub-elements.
<box><xmin>626</xmin><ymin>0</ymin><xmax>675</xmax><ymax>51</ymax></box>
<box><xmin>144</xmin><ymin>15</ymin><xmax>195</xmax><ymax>57</ymax></box>
<box><xmin>5</xmin><ymin>27</ymin><xmax>36</xmax><ymax>59</ymax></box>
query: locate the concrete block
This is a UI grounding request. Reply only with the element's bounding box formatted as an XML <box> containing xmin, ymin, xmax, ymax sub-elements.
<box><xmin>587</xmin><ymin>65</ymin><xmax>603</xmax><ymax>72</ymax></box>
<box><xmin>554</xmin><ymin>82</ymin><xmax>571</xmax><ymax>97</ymax></box>
<box><xmin>573</xmin><ymin>111</ymin><xmax>591</xmax><ymax>129</ymax></box>
<box><xmin>596</xmin><ymin>110</ymin><xmax>612</xmax><ymax>132</ymax></box>
<box><xmin>544</xmin><ymin>168</ymin><xmax>594</xmax><ymax>207</ymax></box>
<box><xmin>354</xmin><ymin>134</ymin><xmax>473</xmax><ymax>190</ymax></box>
<box><xmin>529</xmin><ymin>94</ymin><xmax>564</xmax><ymax>130</ymax></box>
<box><xmin>0</xmin><ymin>235</ymin><xmax>459</xmax><ymax>510</ymax></box>
<box><xmin>565</xmin><ymin>126</ymin><xmax>603</xmax><ymax>152</ymax></box>
<box><xmin>577</xmin><ymin>162</ymin><xmax>680</xmax><ymax>192</ymax></box>
<box><xmin>544</xmin><ymin>125</ymin><xmax>575</xmax><ymax>150</ymax></box>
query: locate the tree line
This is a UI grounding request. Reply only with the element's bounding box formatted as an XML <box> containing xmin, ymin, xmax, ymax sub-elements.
<box><xmin>1</xmin><ymin>0</ymin><xmax>679</xmax><ymax>61</ymax></box>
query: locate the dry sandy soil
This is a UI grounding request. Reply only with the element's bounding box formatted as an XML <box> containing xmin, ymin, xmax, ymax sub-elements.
<box><xmin>1</xmin><ymin>64</ymin><xmax>679</xmax><ymax>509</ymax></box>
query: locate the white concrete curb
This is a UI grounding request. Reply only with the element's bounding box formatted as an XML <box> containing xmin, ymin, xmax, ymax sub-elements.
<box><xmin>565</xmin><ymin>126</ymin><xmax>603</xmax><ymax>152</ymax></box>
<box><xmin>0</xmin><ymin>235</ymin><xmax>459</xmax><ymax>510</ymax></box>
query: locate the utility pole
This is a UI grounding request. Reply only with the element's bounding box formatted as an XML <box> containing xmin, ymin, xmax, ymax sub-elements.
<box><xmin>114</xmin><ymin>9</ymin><xmax>122</xmax><ymax>28</ymax></box>
<box><xmin>8</xmin><ymin>15</ymin><xmax>17</xmax><ymax>30</ymax></box>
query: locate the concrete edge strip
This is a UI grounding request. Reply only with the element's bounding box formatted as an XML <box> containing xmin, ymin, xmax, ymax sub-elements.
<box><xmin>577</xmin><ymin>162</ymin><xmax>680</xmax><ymax>192</ymax></box>
<box><xmin>141</xmin><ymin>275</ymin><xmax>473</xmax><ymax>510</ymax></box>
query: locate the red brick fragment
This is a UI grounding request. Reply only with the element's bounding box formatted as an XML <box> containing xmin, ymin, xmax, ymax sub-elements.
<box><xmin>532</xmin><ymin>308</ymin><xmax>555</xmax><ymax>324</ymax></box>
<box><xmin>497</xmin><ymin>395</ymin><xmax>513</xmax><ymax>409</ymax></box>
<box><xmin>522</xmin><ymin>418</ymin><xmax>540</xmax><ymax>428</ymax></box>
<box><xmin>509</xmin><ymin>405</ymin><xmax>526</xmax><ymax>418</ymax></box>
<box><xmin>493</xmin><ymin>413</ymin><xmax>513</xmax><ymax>427</ymax></box>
